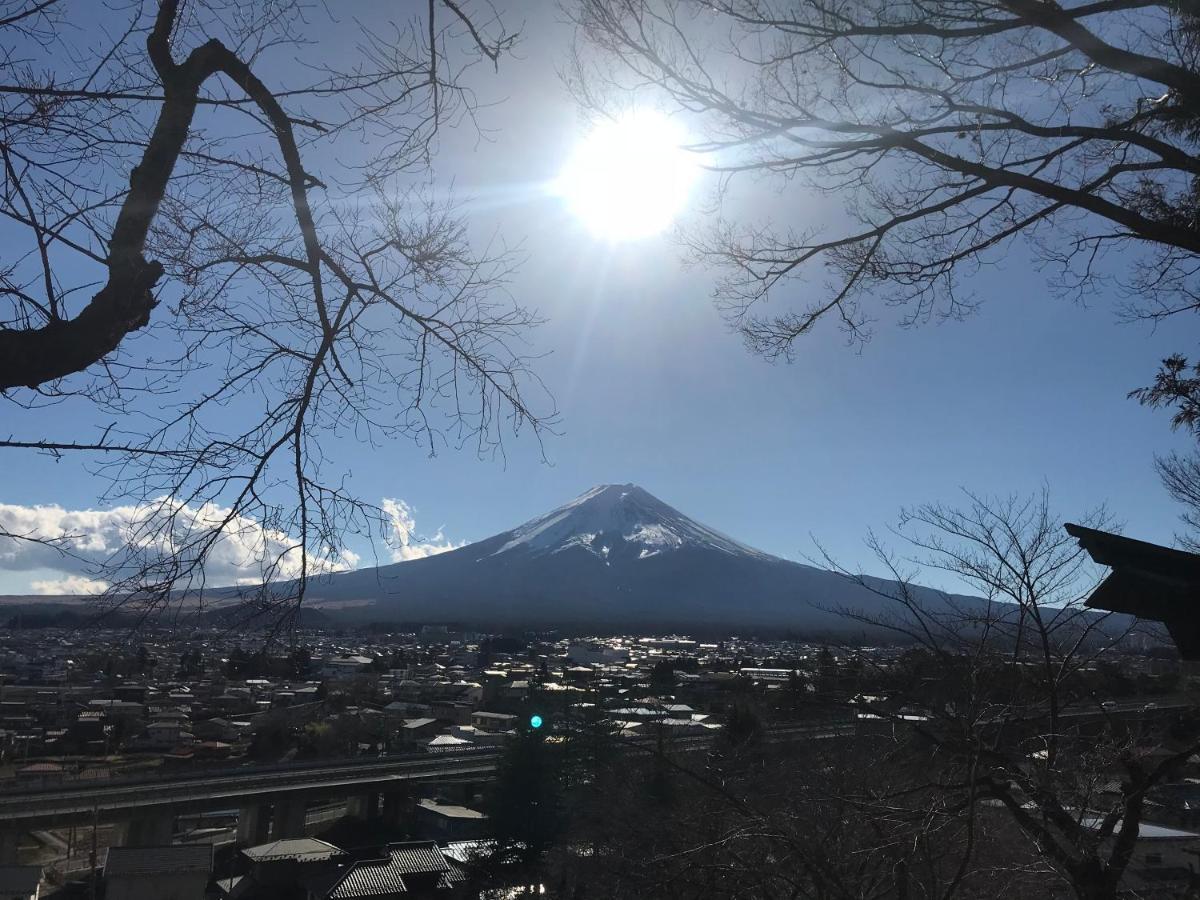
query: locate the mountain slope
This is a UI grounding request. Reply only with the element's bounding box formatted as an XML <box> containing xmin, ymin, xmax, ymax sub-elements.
<box><xmin>302</xmin><ymin>483</ymin><xmax>963</xmax><ymax>633</ymax></box>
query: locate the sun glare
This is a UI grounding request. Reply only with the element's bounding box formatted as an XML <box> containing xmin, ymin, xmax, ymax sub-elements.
<box><xmin>557</xmin><ymin>111</ymin><xmax>699</xmax><ymax>241</ymax></box>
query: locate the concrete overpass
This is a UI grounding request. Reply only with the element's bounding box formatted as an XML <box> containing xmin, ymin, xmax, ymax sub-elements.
<box><xmin>0</xmin><ymin>722</ymin><xmax>848</xmax><ymax>862</ymax></box>
<box><xmin>0</xmin><ymin>749</ymin><xmax>503</xmax><ymax>860</ymax></box>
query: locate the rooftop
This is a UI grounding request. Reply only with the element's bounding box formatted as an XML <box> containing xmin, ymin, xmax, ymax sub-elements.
<box><xmin>243</xmin><ymin>837</ymin><xmax>344</xmax><ymax>864</ymax></box>
<box><xmin>418</xmin><ymin>799</ymin><xmax>487</xmax><ymax>820</ymax></box>
<box><xmin>324</xmin><ymin>842</ymin><xmax>456</xmax><ymax>899</ymax></box>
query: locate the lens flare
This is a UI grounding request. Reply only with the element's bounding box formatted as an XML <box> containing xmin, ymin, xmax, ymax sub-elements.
<box><xmin>556</xmin><ymin>111</ymin><xmax>698</xmax><ymax>241</ymax></box>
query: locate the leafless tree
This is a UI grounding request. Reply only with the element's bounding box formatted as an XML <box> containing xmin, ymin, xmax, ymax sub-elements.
<box><xmin>567</xmin><ymin>1</ymin><xmax>1200</xmax><ymax>358</ymax></box>
<box><xmin>0</xmin><ymin>0</ymin><xmax>553</xmax><ymax>624</ymax></box>
<box><xmin>1132</xmin><ymin>354</ymin><xmax>1200</xmax><ymax>548</ymax></box>
<box><xmin>811</xmin><ymin>490</ymin><xmax>1199</xmax><ymax>900</ymax></box>
<box><xmin>547</xmin><ymin>710</ymin><xmax>1046</xmax><ymax>900</ymax></box>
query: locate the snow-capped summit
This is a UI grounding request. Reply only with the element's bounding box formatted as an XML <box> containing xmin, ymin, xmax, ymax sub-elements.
<box><xmin>491</xmin><ymin>483</ymin><xmax>773</xmax><ymax>563</ymax></box>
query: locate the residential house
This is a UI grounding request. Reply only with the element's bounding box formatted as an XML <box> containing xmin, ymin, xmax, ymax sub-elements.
<box><xmin>470</xmin><ymin>712</ymin><xmax>515</xmax><ymax>734</ymax></box>
<box><xmin>322</xmin><ymin>656</ymin><xmax>374</xmax><ymax>680</ymax></box>
<box><xmin>399</xmin><ymin>718</ymin><xmax>441</xmax><ymax>745</ymax></box>
<box><xmin>242</xmin><ymin>838</ymin><xmax>345</xmax><ymax>892</ymax></box>
<box><xmin>414</xmin><ymin>800</ymin><xmax>488</xmax><ymax>841</ymax></box>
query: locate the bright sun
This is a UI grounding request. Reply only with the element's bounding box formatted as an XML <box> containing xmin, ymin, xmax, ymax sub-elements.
<box><xmin>556</xmin><ymin>111</ymin><xmax>699</xmax><ymax>241</ymax></box>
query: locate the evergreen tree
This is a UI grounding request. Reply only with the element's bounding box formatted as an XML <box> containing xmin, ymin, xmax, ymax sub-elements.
<box><xmin>485</xmin><ymin>722</ymin><xmax>566</xmax><ymax>878</ymax></box>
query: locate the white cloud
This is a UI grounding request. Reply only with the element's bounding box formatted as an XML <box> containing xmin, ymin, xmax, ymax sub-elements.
<box><xmin>0</xmin><ymin>500</ymin><xmax>359</xmax><ymax>595</ymax></box>
<box><xmin>381</xmin><ymin>497</ymin><xmax>461</xmax><ymax>562</ymax></box>
<box><xmin>29</xmin><ymin>575</ymin><xmax>110</xmax><ymax>596</ymax></box>
<box><xmin>0</xmin><ymin>494</ymin><xmax>454</xmax><ymax>595</ymax></box>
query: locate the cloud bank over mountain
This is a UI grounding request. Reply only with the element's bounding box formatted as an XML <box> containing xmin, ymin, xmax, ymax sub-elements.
<box><xmin>381</xmin><ymin>498</ymin><xmax>463</xmax><ymax>562</ymax></box>
<box><xmin>0</xmin><ymin>496</ymin><xmax>453</xmax><ymax>594</ymax></box>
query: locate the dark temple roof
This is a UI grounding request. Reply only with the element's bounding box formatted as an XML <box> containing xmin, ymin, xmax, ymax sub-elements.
<box><xmin>1065</xmin><ymin>523</ymin><xmax>1200</xmax><ymax>659</ymax></box>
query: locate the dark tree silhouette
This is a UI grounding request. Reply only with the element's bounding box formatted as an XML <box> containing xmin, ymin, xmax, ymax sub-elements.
<box><xmin>484</xmin><ymin>723</ymin><xmax>566</xmax><ymax>883</ymax></box>
<box><xmin>1132</xmin><ymin>354</ymin><xmax>1200</xmax><ymax>547</ymax></box>
<box><xmin>568</xmin><ymin>1</ymin><xmax>1200</xmax><ymax>357</ymax></box>
<box><xmin>0</xmin><ymin>0</ymin><xmax>553</xmax><ymax>623</ymax></box>
<box><xmin>811</xmin><ymin>490</ymin><xmax>1200</xmax><ymax>900</ymax></box>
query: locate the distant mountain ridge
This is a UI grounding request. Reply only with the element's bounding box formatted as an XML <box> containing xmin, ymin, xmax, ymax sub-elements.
<box><xmin>287</xmin><ymin>483</ymin><xmax>967</xmax><ymax>633</ymax></box>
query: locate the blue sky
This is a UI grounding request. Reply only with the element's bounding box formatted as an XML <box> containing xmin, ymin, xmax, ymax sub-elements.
<box><xmin>2</xmin><ymin>8</ymin><xmax>1198</xmax><ymax>594</ymax></box>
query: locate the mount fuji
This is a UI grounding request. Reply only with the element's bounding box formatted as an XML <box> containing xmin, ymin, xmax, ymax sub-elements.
<box><xmin>300</xmin><ymin>483</ymin><xmax>960</xmax><ymax>633</ymax></box>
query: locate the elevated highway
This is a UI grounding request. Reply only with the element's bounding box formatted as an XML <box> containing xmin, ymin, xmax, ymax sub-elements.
<box><xmin>0</xmin><ymin>721</ymin><xmax>852</xmax><ymax>860</ymax></box>
<box><xmin>0</xmin><ymin>751</ymin><xmax>502</xmax><ymax>827</ymax></box>
<box><xmin>0</xmin><ymin>749</ymin><xmax>504</xmax><ymax>858</ymax></box>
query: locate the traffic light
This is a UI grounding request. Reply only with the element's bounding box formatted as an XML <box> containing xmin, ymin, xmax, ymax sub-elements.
<box><xmin>529</xmin><ymin>714</ymin><xmax>544</xmax><ymax>730</ymax></box>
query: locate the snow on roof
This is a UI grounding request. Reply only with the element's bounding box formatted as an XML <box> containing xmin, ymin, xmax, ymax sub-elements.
<box><xmin>442</xmin><ymin>840</ymin><xmax>497</xmax><ymax>864</ymax></box>
<box><xmin>418</xmin><ymin>799</ymin><xmax>487</xmax><ymax>820</ymax></box>
<box><xmin>428</xmin><ymin>734</ymin><xmax>472</xmax><ymax>747</ymax></box>
<box><xmin>243</xmin><ymin>838</ymin><xmax>344</xmax><ymax>864</ymax></box>
<box><xmin>1080</xmin><ymin>817</ymin><xmax>1200</xmax><ymax>840</ymax></box>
